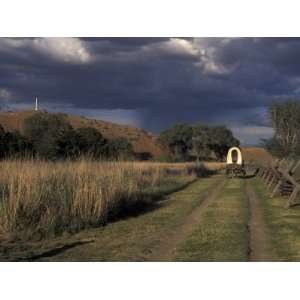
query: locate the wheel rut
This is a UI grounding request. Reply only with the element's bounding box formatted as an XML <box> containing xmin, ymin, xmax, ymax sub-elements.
<box><xmin>246</xmin><ymin>180</ymin><xmax>276</xmax><ymax>261</ymax></box>
<box><xmin>148</xmin><ymin>178</ymin><xmax>226</xmax><ymax>261</ymax></box>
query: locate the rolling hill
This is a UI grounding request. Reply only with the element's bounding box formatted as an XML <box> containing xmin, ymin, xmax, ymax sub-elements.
<box><xmin>241</xmin><ymin>147</ymin><xmax>273</xmax><ymax>164</ymax></box>
<box><xmin>0</xmin><ymin>110</ymin><xmax>167</xmax><ymax>158</ymax></box>
<box><xmin>0</xmin><ymin>110</ymin><xmax>273</xmax><ymax>162</ymax></box>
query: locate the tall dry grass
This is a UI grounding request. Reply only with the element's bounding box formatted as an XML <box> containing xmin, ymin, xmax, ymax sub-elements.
<box><xmin>0</xmin><ymin>160</ymin><xmax>204</xmax><ymax>239</ymax></box>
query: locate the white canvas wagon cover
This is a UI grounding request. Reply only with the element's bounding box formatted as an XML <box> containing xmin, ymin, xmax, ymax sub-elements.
<box><xmin>226</xmin><ymin>147</ymin><xmax>243</xmax><ymax>165</ymax></box>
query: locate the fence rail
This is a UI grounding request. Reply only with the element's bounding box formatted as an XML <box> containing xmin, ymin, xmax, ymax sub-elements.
<box><xmin>257</xmin><ymin>158</ymin><xmax>300</xmax><ymax>207</ymax></box>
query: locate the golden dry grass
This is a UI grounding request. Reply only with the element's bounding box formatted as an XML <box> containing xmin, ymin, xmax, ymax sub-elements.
<box><xmin>0</xmin><ymin>159</ymin><xmax>209</xmax><ymax>239</ymax></box>
<box><xmin>241</xmin><ymin>147</ymin><xmax>273</xmax><ymax>165</ymax></box>
<box><xmin>132</xmin><ymin>161</ymin><xmax>225</xmax><ymax>170</ymax></box>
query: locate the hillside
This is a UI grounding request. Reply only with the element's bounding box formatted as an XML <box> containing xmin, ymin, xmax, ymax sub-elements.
<box><xmin>0</xmin><ymin>110</ymin><xmax>167</xmax><ymax>158</ymax></box>
<box><xmin>241</xmin><ymin>147</ymin><xmax>273</xmax><ymax>164</ymax></box>
<box><xmin>0</xmin><ymin>111</ymin><xmax>273</xmax><ymax>162</ymax></box>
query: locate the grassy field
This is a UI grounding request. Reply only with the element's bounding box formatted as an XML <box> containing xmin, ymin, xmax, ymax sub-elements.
<box><xmin>4</xmin><ymin>159</ymin><xmax>298</xmax><ymax>262</ymax></box>
<box><xmin>251</xmin><ymin>177</ymin><xmax>300</xmax><ymax>261</ymax></box>
<box><xmin>0</xmin><ymin>160</ymin><xmax>217</xmax><ymax>241</ymax></box>
<box><xmin>173</xmin><ymin>178</ymin><xmax>249</xmax><ymax>261</ymax></box>
<box><xmin>0</xmin><ymin>174</ymin><xmax>224</xmax><ymax>261</ymax></box>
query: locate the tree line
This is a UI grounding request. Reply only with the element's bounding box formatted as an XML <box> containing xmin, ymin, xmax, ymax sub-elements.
<box><xmin>263</xmin><ymin>100</ymin><xmax>300</xmax><ymax>158</ymax></box>
<box><xmin>0</xmin><ymin>112</ymin><xmax>240</xmax><ymax>161</ymax></box>
<box><xmin>159</xmin><ymin>123</ymin><xmax>239</xmax><ymax>161</ymax></box>
<box><xmin>0</xmin><ymin>112</ymin><xmax>134</xmax><ymax>160</ymax></box>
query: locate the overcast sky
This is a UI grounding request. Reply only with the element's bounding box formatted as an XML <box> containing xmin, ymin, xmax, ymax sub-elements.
<box><xmin>1</xmin><ymin>37</ymin><xmax>300</xmax><ymax>145</ymax></box>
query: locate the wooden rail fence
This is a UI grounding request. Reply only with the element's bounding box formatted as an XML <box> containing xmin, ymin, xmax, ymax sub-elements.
<box><xmin>257</xmin><ymin>158</ymin><xmax>300</xmax><ymax>207</ymax></box>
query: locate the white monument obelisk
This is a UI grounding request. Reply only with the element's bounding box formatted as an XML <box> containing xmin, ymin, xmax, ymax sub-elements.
<box><xmin>35</xmin><ymin>97</ymin><xmax>38</xmax><ymax>111</ymax></box>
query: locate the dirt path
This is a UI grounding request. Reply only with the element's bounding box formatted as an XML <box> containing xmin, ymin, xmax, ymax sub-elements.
<box><xmin>4</xmin><ymin>176</ymin><xmax>278</xmax><ymax>262</ymax></box>
<box><xmin>149</xmin><ymin>179</ymin><xmax>226</xmax><ymax>261</ymax></box>
<box><xmin>246</xmin><ymin>180</ymin><xmax>275</xmax><ymax>261</ymax></box>
<box><xmin>0</xmin><ymin>176</ymin><xmax>225</xmax><ymax>261</ymax></box>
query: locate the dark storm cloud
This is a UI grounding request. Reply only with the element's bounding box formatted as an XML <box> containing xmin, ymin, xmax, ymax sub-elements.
<box><xmin>1</xmin><ymin>37</ymin><xmax>300</xmax><ymax>144</ymax></box>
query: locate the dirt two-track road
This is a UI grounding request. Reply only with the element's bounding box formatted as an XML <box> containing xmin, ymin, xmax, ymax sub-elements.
<box><xmin>2</xmin><ymin>174</ymin><xmax>300</xmax><ymax>262</ymax></box>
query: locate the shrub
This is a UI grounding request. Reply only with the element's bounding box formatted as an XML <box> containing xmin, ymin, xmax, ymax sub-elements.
<box><xmin>76</xmin><ymin>127</ymin><xmax>107</xmax><ymax>158</ymax></box>
<box><xmin>23</xmin><ymin>112</ymin><xmax>74</xmax><ymax>160</ymax></box>
<box><xmin>106</xmin><ymin>138</ymin><xmax>134</xmax><ymax>160</ymax></box>
<box><xmin>0</xmin><ymin>125</ymin><xmax>33</xmax><ymax>159</ymax></box>
<box><xmin>23</xmin><ymin>114</ymin><xmax>134</xmax><ymax>161</ymax></box>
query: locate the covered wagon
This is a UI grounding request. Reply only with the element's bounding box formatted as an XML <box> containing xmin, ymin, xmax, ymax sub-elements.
<box><xmin>225</xmin><ymin>147</ymin><xmax>246</xmax><ymax>178</ymax></box>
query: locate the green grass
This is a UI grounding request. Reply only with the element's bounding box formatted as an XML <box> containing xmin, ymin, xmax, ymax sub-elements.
<box><xmin>251</xmin><ymin>178</ymin><xmax>300</xmax><ymax>261</ymax></box>
<box><xmin>173</xmin><ymin>178</ymin><xmax>248</xmax><ymax>261</ymax></box>
<box><xmin>0</xmin><ymin>175</ymin><xmax>223</xmax><ymax>261</ymax></box>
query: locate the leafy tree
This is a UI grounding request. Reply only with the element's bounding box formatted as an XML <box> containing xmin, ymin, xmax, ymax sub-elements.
<box><xmin>159</xmin><ymin>123</ymin><xmax>193</xmax><ymax>160</ymax></box>
<box><xmin>24</xmin><ymin>112</ymin><xmax>75</xmax><ymax>160</ymax></box>
<box><xmin>266</xmin><ymin>101</ymin><xmax>300</xmax><ymax>157</ymax></box>
<box><xmin>76</xmin><ymin>127</ymin><xmax>108</xmax><ymax>158</ymax></box>
<box><xmin>191</xmin><ymin>124</ymin><xmax>211</xmax><ymax>163</ymax></box>
<box><xmin>4</xmin><ymin>131</ymin><xmax>33</xmax><ymax>157</ymax></box>
<box><xmin>56</xmin><ymin>128</ymin><xmax>81</xmax><ymax>159</ymax></box>
<box><xmin>159</xmin><ymin>122</ymin><xmax>239</xmax><ymax>162</ymax></box>
<box><xmin>208</xmin><ymin>126</ymin><xmax>239</xmax><ymax>161</ymax></box>
<box><xmin>0</xmin><ymin>125</ymin><xmax>33</xmax><ymax>158</ymax></box>
<box><xmin>23</xmin><ymin>113</ymin><xmax>135</xmax><ymax>161</ymax></box>
<box><xmin>106</xmin><ymin>138</ymin><xmax>134</xmax><ymax>160</ymax></box>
